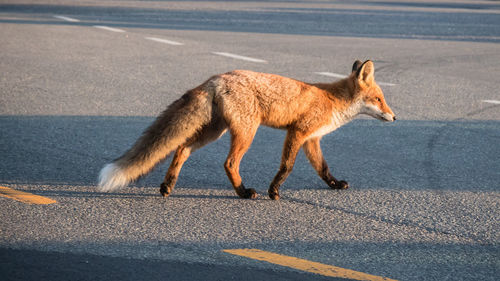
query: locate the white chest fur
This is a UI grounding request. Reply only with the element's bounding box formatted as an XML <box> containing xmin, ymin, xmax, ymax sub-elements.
<box><xmin>307</xmin><ymin>101</ymin><xmax>362</xmax><ymax>139</ymax></box>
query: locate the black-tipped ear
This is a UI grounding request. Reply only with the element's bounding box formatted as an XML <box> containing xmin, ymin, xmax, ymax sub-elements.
<box><xmin>356</xmin><ymin>60</ymin><xmax>375</xmax><ymax>85</ymax></box>
<box><xmin>352</xmin><ymin>60</ymin><xmax>363</xmax><ymax>73</ymax></box>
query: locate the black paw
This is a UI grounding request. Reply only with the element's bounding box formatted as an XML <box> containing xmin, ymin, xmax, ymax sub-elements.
<box><xmin>160</xmin><ymin>183</ymin><xmax>171</xmax><ymax>197</ymax></box>
<box><xmin>268</xmin><ymin>189</ymin><xmax>280</xmax><ymax>200</ymax></box>
<box><xmin>237</xmin><ymin>187</ymin><xmax>258</xmax><ymax>199</ymax></box>
<box><xmin>329</xmin><ymin>180</ymin><xmax>349</xmax><ymax>190</ymax></box>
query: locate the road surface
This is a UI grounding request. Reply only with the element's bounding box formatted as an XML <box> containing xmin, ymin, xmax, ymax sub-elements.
<box><xmin>1</xmin><ymin>1</ymin><xmax>499</xmax><ymax>280</ymax></box>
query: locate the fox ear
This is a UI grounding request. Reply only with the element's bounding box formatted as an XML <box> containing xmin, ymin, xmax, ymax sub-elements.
<box><xmin>352</xmin><ymin>60</ymin><xmax>363</xmax><ymax>73</ymax></box>
<box><xmin>356</xmin><ymin>60</ymin><xmax>375</xmax><ymax>85</ymax></box>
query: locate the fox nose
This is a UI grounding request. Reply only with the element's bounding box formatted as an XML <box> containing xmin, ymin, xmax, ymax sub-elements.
<box><xmin>393</xmin><ymin>116</ymin><xmax>397</xmax><ymax>121</ymax></box>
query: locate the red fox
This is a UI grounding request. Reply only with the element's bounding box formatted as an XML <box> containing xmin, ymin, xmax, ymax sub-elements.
<box><xmin>98</xmin><ymin>60</ymin><xmax>395</xmax><ymax>200</ymax></box>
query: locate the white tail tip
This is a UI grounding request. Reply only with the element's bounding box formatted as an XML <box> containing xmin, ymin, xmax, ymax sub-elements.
<box><xmin>98</xmin><ymin>163</ymin><xmax>129</xmax><ymax>192</ymax></box>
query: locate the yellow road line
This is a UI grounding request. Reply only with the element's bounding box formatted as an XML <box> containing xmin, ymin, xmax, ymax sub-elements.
<box><xmin>0</xmin><ymin>186</ymin><xmax>56</xmax><ymax>205</ymax></box>
<box><xmin>223</xmin><ymin>249</ymin><xmax>397</xmax><ymax>281</ymax></box>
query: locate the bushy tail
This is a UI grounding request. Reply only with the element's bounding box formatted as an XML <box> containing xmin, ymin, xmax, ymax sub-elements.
<box><xmin>98</xmin><ymin>90</ymin><xmax>212</xmax><ymax>191</ymax></box>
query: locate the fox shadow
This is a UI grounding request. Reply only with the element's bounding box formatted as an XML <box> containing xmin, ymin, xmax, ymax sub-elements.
<box><xmin>1</xmin><ymin>115</ymin><xmax>498</xmax><ymax>192</ymax></box>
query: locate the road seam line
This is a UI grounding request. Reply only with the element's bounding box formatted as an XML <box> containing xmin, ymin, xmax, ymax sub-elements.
<box><xmin>0</xmin><ymin>186</ymin><xmax>56</xmax><ymax>205</ymax></box>
<box><xmin>223</xmin><ymin>249</ymin><xmax>397</xmax><ymax>281</ymax></box>
<box><xmin>93</xmin><ymin>25</ymin><xmax>126</xmax><ymax>33</ymax></box>
<box><xmin>53</xmin><ymin>15</ymin><xmax>80</xmax><ymax>22</ymax></box>
<box><xmin>212</xmin><ymin>52</ymin><xmax>267</xmax><ymax>63</ymax></box>
<box><xmin>145</xmin><ymin>36</ymin><xmax>184</xmax><ymax>46</ymax></box>
<box><xmin>315</xmin><ymin>72</ymin><xmax>397</xmax><ymax>86</ymax></box>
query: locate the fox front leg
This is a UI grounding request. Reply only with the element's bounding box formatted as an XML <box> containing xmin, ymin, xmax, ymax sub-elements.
<box><xmin>302</xmin><ymin>138</ymin><xmax>348</xmax><ymax>190</ymax></box>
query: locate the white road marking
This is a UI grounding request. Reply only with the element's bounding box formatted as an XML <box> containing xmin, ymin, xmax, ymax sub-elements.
<box><xmin>377</xmin><ymin>81</ymin><xmax>397</xmax><ymax>87</ymax></box>
<box><xmin>145</xmin><ymin>37</ymin><xmax>184</xmax><ymax>46</ymax></box>
<box><xmin>212</xmin><ymin>52</ymin><xmax>267</xmax><ymax>63</ymax></box>
<box><xmin>53</xmin><ymin>15</ymin><xmax>80</xmax><ymax>22</ymax></box>
<box><xmin>93</xmin><ymin>25</ymin><xmax>126</xmax><ymax>33</ymax></box>
<box><xmin>315</xmin><ymin>72</ymin><xmax>397</xmax><ymax>86</ymax></box>
<box><xmin>315</xmin><ymin>72</ymin><xmax>347</xmax><ymax>79</ymax></box>
<box><xmin>482</xmin><ymin>100</ymin><xmax>500</xmax><ymax>105</ymax></box>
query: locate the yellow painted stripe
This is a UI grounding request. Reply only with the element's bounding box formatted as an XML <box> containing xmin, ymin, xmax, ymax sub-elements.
<box><xmin>223</xmin><ymin>249</ymin><xmax>397</xmax><ymax>281</ymax></box>
<box><xmin>0</xmin><ymin>186</ymin><xmax>56</xmax><ymax>205</ymax></box>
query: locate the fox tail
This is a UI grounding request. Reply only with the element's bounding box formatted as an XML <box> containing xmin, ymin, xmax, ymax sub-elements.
<box><xmin>97</xmin><ymin>90</ymin><xmax>212</xmax><ymax>192</ymax></box>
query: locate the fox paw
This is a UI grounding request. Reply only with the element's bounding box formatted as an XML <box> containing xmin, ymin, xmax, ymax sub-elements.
<box><xmin>237</xmin><ymin>187</ymin><xmax>258</xmax><ymax>199</ymax></box>
<box><xmin>329</xmin><ymin>180</ymin><xmax>349</xmax><ymax>190</ymax></box>
<box><xmin>160</xmin><ymin>183</ymin><xmax>171</xmax><ymax>197</ymax></box>
<box><xmin>268</xmin><ymin>190</ymin><xmax>280</xmax><ymax>200</ymax></box>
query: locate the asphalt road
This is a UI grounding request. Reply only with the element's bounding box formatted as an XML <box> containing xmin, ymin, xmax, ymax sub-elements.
<box><xmin>1</xmin><ymin>1</ymin><xmax>499</xmax><ymax>280</ymax></box>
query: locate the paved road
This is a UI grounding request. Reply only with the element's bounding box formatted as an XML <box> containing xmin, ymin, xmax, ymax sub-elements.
<box><xmin>1</xmin><ymin>1</ymin><xmax>499</xmax><ymax>280</ymax></box>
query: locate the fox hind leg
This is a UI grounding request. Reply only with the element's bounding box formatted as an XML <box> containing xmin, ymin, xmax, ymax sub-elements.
<box><xmin>160</xmin><ymin>120</ymin><xmax>227</xmax><ymax>197</ymax></box>
<box><xmin>268</xmin><ymin>130</ymin><xmax>306</xmax><ymax>200</ymax></box>
<box><xmin>224</xmin><ymin>126</ymin><xmax>258</xmax><ymax>199</ymax></box>
<box><xmin>160</xmin><ymin>145</ymin><xmax>191</xmax><ymax>197</ymax></box>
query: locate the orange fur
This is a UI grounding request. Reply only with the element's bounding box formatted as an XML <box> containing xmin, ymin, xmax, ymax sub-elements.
<box><xmin>98</xmin><ymin>60</ymin><xmax>395</xmax><ymax>200</ymax></box>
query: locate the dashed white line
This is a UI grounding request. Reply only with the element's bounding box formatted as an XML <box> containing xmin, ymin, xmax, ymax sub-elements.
<box><xmin>51</xmin><ymin>21</ymin><xmax>402</xmax><ymax>88</ymax></box>
<box><xmin>93</xmin><ymin>25</ymin><xmax>126</xmax><ymax>33</ymax></box>
<box><xmin>145</xmin><ymin>37</ymin><xmax>184</xmax><ymax>46</ymax></box>
<box><xmin>212</xmin><ymin>52</ymin><xmax>267</xmax><ymax>63</ymax></box>
<box><xmin>376</xmin><ymin>81</ymin><xmax>397</xmax><ymax>87</ymax></box>
<box><xmin>315</xmin><ymin>72</ymin><xmax>397</xmax><ymax>86</ymax></box>
<box><xmin>53</xmin><ymin>15</ymin><xmax>80</xmax><ymax>22</ymax></box>
<box><xmin>482</xmin><ymin>100</ymin><xmax>500</xmax><ymax>105</ymax></box>
<box><xmin>315</xmin><ymin>72</ymin><xmax>347</xmax><ymax>79</ymax></box>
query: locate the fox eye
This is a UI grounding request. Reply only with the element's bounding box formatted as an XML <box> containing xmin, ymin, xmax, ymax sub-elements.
<box><xmin>375</xmin><ymin>97</ymin><xmax>381</xmax><ymax>102</ymax></box>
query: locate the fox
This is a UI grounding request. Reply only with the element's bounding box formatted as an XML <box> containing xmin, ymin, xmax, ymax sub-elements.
<box><xmin>98</xmin><ymin>60</ymin><xmax>395</xmax><ymax>200</ymax></box>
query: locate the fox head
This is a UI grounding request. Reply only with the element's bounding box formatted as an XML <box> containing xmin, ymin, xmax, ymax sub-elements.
<box><xmin>352</xmin><ymin>60</ymin><xmax>396</xmax><ymax>122</ymax></box>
